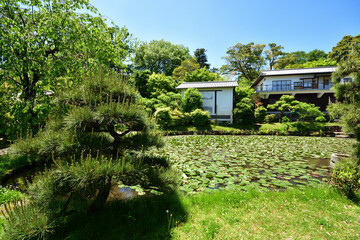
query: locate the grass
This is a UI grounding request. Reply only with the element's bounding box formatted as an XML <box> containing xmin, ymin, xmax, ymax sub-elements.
<box><xmin>150</xmin><ymin>135</ymin><xmax>355</xmax><ymax>193</ymax></box>
<box><xmin>172</xmin><ymin>186</ymin><xmax>360</xmax><ymax>239</ymax></box>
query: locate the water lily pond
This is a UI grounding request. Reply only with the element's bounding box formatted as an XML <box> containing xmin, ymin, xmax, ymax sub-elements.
<box><xmin>150</xmin><ymin>135</ymin><xmax>355</xmax><ymax>193</ymax></box>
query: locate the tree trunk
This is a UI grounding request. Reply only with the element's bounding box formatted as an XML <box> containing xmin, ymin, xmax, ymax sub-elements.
<box><xmin>89</xmin><ymin>176</ymin><xmax>112</xmax><ymax>213</ymax></box>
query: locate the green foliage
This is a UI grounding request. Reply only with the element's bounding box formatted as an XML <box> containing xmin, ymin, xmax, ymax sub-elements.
<box><xmin>329</xmin><ymin>43</ymin><xmax>360</xmax><ymax>165</ymax></box>
<box><xmin>282</xmin><ymin>116</ymin><xmax>290</xmax><ymax>123</ymax></box>
<box><xmin>254</xmin><ymin>106</ymin><xmax>267</xmax><ymax>123</ymax></box>
<box><xmin>0</xmin><ymin>186</ymin><xmax>24</xmax><ymax>205</ymax></box>
<box><xmin>234</xmin><ymin>87</ymin><xmax>254</xmax><ymax>103</ymax></box>
<box><xmin>142</xmin><ymin>92</ymin><xmax>181</xmax><ymax>114</ymax></box>
<box><xmin>276</xmin><ymin>49</ymin><xmax>329</xmax><ymax>69</ymax></box>
<box><xmin>331</xmin><ymin>164</ymin><xmax>360</xmax><ymax>198</ymax></box>
<box><xmin>183</xmin><ymin>67</ymin><xmax>223</xmax><ymax>83</ymax></box>
<box><xmin>264</xmin><ymin>43</ymin><xmax>284</xmax><ymax>70</ymax></box>
<box><xmin>267</xmin><ymin>95</ymin><xmax>324</xmax><ymax>122</ymax></box>
<box><xmin>11</xmin><ymin>67</ymin><xmax>161</xmax><ymax>160</ymax></box>
<box><xmin>146</xmin><ymin>73</ymin><xmax>177</xmax><ymax>98</ymax></box>
<box><xmin>194</xmin><ymin>48</ymin><xmax>210</xmax><ymax>69</ymax></box>
<box><xmin>265</xmin><ymin>114</ymin><xmax>277</xmax><ymax>123</ymax></box>
<box><xmin>154</xmin><ymin>108</ymin><xmax>173</xmax><ymax>128</ymax></box>
<box><xmin>233</xmin><ymin>98</ymin><xmax>255</xmax><ymax>124</ymax></box>
<box><xmin>170</xmin><ymin>109</ymin><xmax>190</xmax><ymax>126</ymax></box>
<box><xmin>222</xmin><ymin>42</ymin><xmax>266</xmax><ymax>84</ymax></box>
<box><xmin>1</xmin><ymin>200</ymin><xmax>55</xmax><ymax>240</ymax></box>
<box><xmin>0</xmin><ymin>0</ymin><xmax>133</xmax><ymax>139</ymax></box>
<box><xmin>329</xmin><ymin>35</ymin><xmax>360</xmax><ymax>62</ymax></box>
<box><xmin>172</xmin><ymin>59</ymin><xmax>200</xmax><ymax>81</ymax></box>
<box><xmin>134</xmin><ymin>39</ymin><xmax>191</xmax><ymax>76</ymax></box>
<box><xmin>315</xmin><ymin>116</ymin><xmax>327</xmax><ymax>122</ymax></box>
<box><xmin>181</xmin><ymin>88</ymin><xmax>203</xmax><ymax>113</ymax></box>
<box><xmin>129</xmin><ymin>70</ymin><xmax>152</xmax><ymax>98</ymax></box>
<box><xmin>190</xmin><ymin>109</ymin><xmax>210</xmax><ymax>126</ymax></box>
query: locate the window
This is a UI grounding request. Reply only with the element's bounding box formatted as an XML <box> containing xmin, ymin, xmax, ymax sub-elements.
<box><xmin>272</xmin><ymin>80</ymin><xmax>291</xmax><ymax>91</ymax></box>
<box><xmin>343</xmin><ymin>78</ymin><xmax>352</xmax><ymax>83</ymax></box>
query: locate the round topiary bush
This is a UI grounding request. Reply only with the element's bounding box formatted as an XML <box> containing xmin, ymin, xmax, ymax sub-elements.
<box><xmin>190</xmin><ymin>109</ymin><xmax>210</xmax><ymax>126</ymax></box>
<box><xmin>181</xmin><ymin>88</ymin><xmax>203</xmax><ymax>113</ymax></box>
<box><xmin>154</xmin><ymin>107</ymin><xmax>172</xmax><ymax>127</ymax></box>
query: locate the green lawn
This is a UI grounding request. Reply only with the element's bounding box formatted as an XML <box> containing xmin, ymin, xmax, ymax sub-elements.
<box><xmin>172</xmin><ymin>187</ymin><xmax>360</xmax><ymax>239</ymax></box>
<box><xmin>150</xmin><ymin>135</ymin><xmax>354</xmax><ymax>193</ymax></box>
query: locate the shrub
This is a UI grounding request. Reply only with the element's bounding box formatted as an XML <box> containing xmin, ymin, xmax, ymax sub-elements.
<box><xmin>0</xmin><ymin>186</ymin><xmax>25</xmax><ymax>205</ymax></box>
<box><xmin>233</xmin><ymin>98</ymin><xmax>255</xmax><ymax>124</ymax></box>
<box><xmin>265</xmin><ymin>114</ymin><xmax>277</xmax><ymax>123</ymax></box>
<box><xmin>255</xmin><ymin>106</ymin><xmax>267</xmax><ymax>123</ymax></box>
<box><xmin>181</xmin><ymin>88</ymin><xmax>203</xmax><ymax>113</ymax></box>
<box><xmin>154</xmin><ymin>108</ymin><xmax>172</xmax><ymax>127</ymax></box>
<box><xmin>315</xmin><ymin>116</ymin><xmax>327</xmax><ymax>122</ymax></box>
<box><xmin>170</xmin><ymin>109</ymin><xmax>189</xmax><ymax>126</ymax></box>
<box><xmin>282</xmin><ymin>116</ymin><xmax>290</xmax><ymax>123</ymax></box>
<box><xmin>330</xmin><ymin>163</ymin><xmax>360</xmax><ymax>198</ymax></box>
<box><xmin>190</xmin><ymin>109</ymin><xmax>210</xmax><ymax>126</ymax></box>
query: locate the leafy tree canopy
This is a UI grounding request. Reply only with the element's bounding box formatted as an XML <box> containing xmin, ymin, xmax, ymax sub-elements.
<box><xmin>329</xmin><ymin>35</ymin><xmax>360</xmax><ymax>63</ymax></box>
<box><xmin>221</xmin><ymin>42</ymin><xmax>266</xmax><ymax>84</ymax></box>
<box><xmin>183</xmin><ymin>67</ymin><xmax>223</xmax><ymax>83</ymax></box>
<box><xmin>172</xmin><ymin>58</ymin><xmax>200</xmax><ymax>81</ymax></box>
<box><xmin>0</xmin><ymin>0</ymin><xmax>133</xmax><ymax>138</ymax></box>
<box><xmin>264</xmin><ymin>43</ymin><xmax>284</xmax><ymax>70</ymax></box>
<box><xmin>328</xmin><ymin>44</ymin><xmax>360</xmax><ymax>164</ymax></box>
<box><xmin>194</xmin><ymin>48</ymin><xmax>210</xmax><ymax>69</ymax></box>
<box><xmin>146</xmin><ymin>73</ymin><xmax>177</xmax><ymax>98</ymax></box>
<box><xmin>134</xmin><ymin>39</ymin><xmax>191</xmax><ymax>76</ymax></box>
<box><xmin>275</xmin><ymin>49</ymin><xmax>328</xmax><ymax>69</ymax></box>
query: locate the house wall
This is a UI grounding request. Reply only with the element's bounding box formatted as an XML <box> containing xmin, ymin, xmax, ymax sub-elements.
<box><xmin>180</xmin><ymin>87</ymin><xmax>234</xmax><ymax>121</ymax></box>
<box><xmin>258</xmin><ymin>74</ymin><xmax>332</xmax><ymax>91</ymax></box>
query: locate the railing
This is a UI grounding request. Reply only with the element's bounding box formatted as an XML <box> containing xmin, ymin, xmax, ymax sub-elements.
<box><xmin>256</xmin><ymin>82</ymin><xmax>333</xmax><ymax>92</ymax></box>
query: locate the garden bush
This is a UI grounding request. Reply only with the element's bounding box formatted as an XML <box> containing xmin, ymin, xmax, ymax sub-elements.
<box><xmin>282</xmin><ymin>116</ymin><xmax>290</xmax><ymax>123</ymax></box>
<box><xmin>330</xmin><ymin>163</ymin><xmax>360</xmax><ymax>199</ymax></box>
<box><xmin>154</xmin><ymin>108</ymin><xmax>172</xmax><ymax>127</ymax></box>
<box><xmin>265</xmin><ymin>114</ymin><xmax>277</xmax><ymax>123</ymax></box>
<box><xmin>315</xmin><ymin>116</ymin><xmax>327</xmax><ymax>122</ymax></box>
<box><xmin>255</xmin><ymin>106</ymin><xmax>267</xmax><ymax>123</ymax></box>
<box><xmin>170</xmin><ymin>109</ymin><xmax>189</xmax><ymax>126</ymax></box>
<box><xmin>233</xmin><ymin>98</ymin><xmax>255</xmax><ymax>124</ymax></box>
<box><xmin>190</xmin><ymin>109</ymin><xmax>210</xmax><ymax>126</ymax></box>
<box><xmin>181</xmin><ymin>88</ymin><xmax>203</xmax><ymax>113</ymax></box>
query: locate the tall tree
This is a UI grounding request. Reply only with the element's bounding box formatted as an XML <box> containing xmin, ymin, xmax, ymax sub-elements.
<box><xmin>172</xmin><ymin>58</ymin><xmax>200</xmax><ymax>81</ymax></box>
<box><xmin>221</xmin><ymin>42</ymin><xmax>266</xmax><ymax>84</ymax></box>
<box><xmin>0</xmin><ymin>0</ymin><xmax>133</xmax><ymax>137</ymax></box>
<box><xmin>134</xmin><ymin>39</ymin><xmax>191</xmax><ymax>76</ymax></box>
<box><xmin>329</xmin><ymin>35</ymin><xmax>360</xmax><ymax>63</ymax></box>
<box><xmin>194</xmin><ymin>48</ymin><xmax>210</xmax><ymax>69</ymax></box>
<box><xmin>183</xmin><ymin>67</ymin><xmax>222</xmax><ymax>82</ymax></box>
<box><xmin>264</xmin><ymin>43</ymin><xmax>284</xmax><ymax>70</ymax></box>
<box><xmin>329</xmin><ymin>44</ymin><xmax>360</xmax><ymax>164</ymax></box>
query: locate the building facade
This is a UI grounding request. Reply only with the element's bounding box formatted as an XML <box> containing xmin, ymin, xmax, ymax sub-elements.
<box><xmin>176</xmin><ymin>81</ymin><xmax>238</xmax><ymax>123</ymax></box>
<box><xmin>251</xmin><ymin>67</ymin><xmax>346</xmax><ymax>111</ymax></box>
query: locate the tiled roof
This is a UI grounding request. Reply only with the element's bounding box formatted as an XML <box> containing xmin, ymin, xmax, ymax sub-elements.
<box><xmin>251</xmin><ymin>67</ymin><xmax>337</xmax><ymax>88</ymax></box>
<box><xmin>259</xmin><ymin>67</ymin><xmax>336</xmax><ymax>77</ymax></box>
<box><xmin>176</xmin><ymin>81</ymin><xmax>238</xmax><ymax>89</ymax></box>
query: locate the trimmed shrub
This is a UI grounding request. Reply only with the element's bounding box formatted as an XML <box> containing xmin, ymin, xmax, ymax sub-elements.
<box><xmin>190</xmin><ymin>109</ymin><xmax>210</xmax><ymax>126</ymax></box>
<box><xmin>181</xmin><ymin>88</ymin><xmax>203</xmax><ymax>113</ymax></box>
<box><xmin>255</xmin><ymin>106</ymin><xmax>267</xmax><ymax>123</ymax></box>
<box><xmin>154</xmin><ymin>108</ymin><xmax>172</xmax><ymax>127</ymax></box>
<box><xmin>233</xmin><ymin>98</ymin><xmax>255</xmax><ymax>124</ymax></box>
<box><xmin>282</xmin><ymin>116</ymin><xmax>290</xmax><ymax>123</ymax></box>
<box><xmin>265</xmin><ymin>114</ymin><xmax>277</xmax><ymax>123</ymax></box>
<box><xmin>170</xmin><ymin>109</ymin><xmax>189</xmax><ymax>126</ymax></box>
<box><xmin>315</xmin><ymin>116</ymin><xmax>327</xmax><ymax>122</ymax></box>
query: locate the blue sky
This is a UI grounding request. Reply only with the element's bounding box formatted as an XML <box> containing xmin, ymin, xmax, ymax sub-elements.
<box><xmin>89</xmin><ymin>0</ymin><xmax>360</xmax><ymax>69</ymax></box>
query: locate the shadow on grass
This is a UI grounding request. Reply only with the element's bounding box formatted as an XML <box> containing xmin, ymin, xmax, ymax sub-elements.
<box><xmin>53</xmin><ymin>190</ymin><xmax>187</xmax><ymax>240</ymax></box>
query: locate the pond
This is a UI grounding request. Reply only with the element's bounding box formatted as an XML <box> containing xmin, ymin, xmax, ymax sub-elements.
<box><xmin>149</xmin><ymin>135</ymin><xmax>355</xmax><ymax>193</ymax></box>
